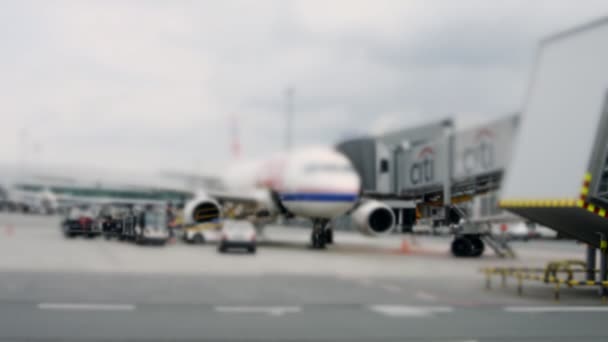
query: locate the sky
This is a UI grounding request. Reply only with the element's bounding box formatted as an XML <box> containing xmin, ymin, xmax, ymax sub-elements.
<box><xmin>1</xmin><ymin>0</ymin><xmax>608</xmax><ymax>175</ymax></box>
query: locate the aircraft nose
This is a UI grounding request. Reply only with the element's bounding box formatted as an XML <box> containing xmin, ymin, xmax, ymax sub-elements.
<box><xmin>349</xmin><ymin>170</ymin><xmax>362</xmax><ymax>197</ymax></box>
<box><xmin>325</xmin><ymin>172</ymin><xmax>360</xmax><ymax>198</ymax></box>
<box><xmin>280</xmin><ymin>168</ymin><xmax>361</xmax><ymax>218</ymax></box>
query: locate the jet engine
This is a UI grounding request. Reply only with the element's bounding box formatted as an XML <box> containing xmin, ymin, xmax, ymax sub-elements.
<box><xmin>352</xmin><ymin>200</ymin><xmax>396</xmax><ymax>236</ymax></box>
<box><xmin>183</xmin><ymin>194</ymin><xmax>222</xmax><ymax>224</ymax></box>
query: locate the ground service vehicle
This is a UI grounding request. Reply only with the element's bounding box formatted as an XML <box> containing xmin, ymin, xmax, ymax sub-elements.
<box><xmin>134</xmin><ymin>210</ymin><xmax>170</xmax><ymax>245</ymax></box>
<box><xmin>61</xmin><ymin>206</ymin><xmax>100</xmax><ymax>238</ymax></box>
<box><xmin>97</xmin><ymin>205</ymin><xmax>132</xmax><ymax>239</ymax></box>
<box><xmin>218</xmin><ymin>219</ymin><xmax>257</xmax><ymax>254</ymax></box>
<box><xmin>183</xmin><ymin>222</ymin><xmax>221</xmax><ymax>244</ymax></box>
<box><xmin>118</xmin><ymin>212</ymin><xmax>138</xmax><ymax>241</ymax></box>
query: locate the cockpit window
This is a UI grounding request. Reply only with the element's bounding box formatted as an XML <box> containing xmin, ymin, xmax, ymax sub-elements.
<box><xmin>304</xmin><ymin>164</ymin><xmax>354</xmax><ymax>173</ymax></box>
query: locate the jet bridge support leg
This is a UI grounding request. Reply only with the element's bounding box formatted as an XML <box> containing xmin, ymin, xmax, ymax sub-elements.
<box><xmin>600</xmin><ymin>234</ymin><xmax>608</xmax><ymax>298</ymax></box>
<box><xmin>586</xmin><ymin>244</ymin><xmax>597</xmax><ymax>281</ymax></box>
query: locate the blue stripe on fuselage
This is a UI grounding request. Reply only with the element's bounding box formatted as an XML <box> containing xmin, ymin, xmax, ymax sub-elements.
<box><xmin>280</xmin><ymin>193</ymin><xmax>358</xmax><ymax>202</ymax></box>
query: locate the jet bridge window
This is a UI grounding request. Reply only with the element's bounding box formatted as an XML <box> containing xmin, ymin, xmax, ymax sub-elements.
<box><xmin>380</xmin><ymin>159</ymin><xmax>389</xmax><ymax>173</ymax></box>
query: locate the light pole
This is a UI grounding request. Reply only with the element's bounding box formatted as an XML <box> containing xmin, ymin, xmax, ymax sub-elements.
<box><xmin>285</xmin><ymin>87</ymin><xmax>294</xmax><ymax>151</ymax></box>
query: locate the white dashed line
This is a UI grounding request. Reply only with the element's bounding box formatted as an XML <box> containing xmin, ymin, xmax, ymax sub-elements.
<box><xmin>356</xmin><ymin>278</ymin><xmax>374</xmax><ymax>287</ymax></box>
<box><xmin>380</xmin><ymin>284</ymin><xmax>402</xmax><ymax>294</ymax></box>
<box><xmin>415</xmin><ymin>291</ymin><xmax>437</xmax><ymax>302</ymax></box>
<box><xmin>369</xmin><ymin>305</ymin><xmax>453</xmax><ymax>317</ymax></box>
<box><xmin>38</xmin><ymin>303</ymin><xmax>135</xmax><ymax>311</ymax></box>
<box><xmin>504</xmin><ymin>306</ymin><xmax>608</xmax><ymax>313</ymax></box>
<box><xmin>214</xmin><ymin>306</ymin><xmax>301</xmax><ymax>316</ymax></box>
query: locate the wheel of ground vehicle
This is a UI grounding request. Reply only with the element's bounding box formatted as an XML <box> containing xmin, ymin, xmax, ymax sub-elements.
<box><xmin>469</xmin><ymin>236</ymin><xmax>485</xmax><ymax>257</ymax></box>
<box><xmin>86</xmin><ymin>233</ymin><xmax>96</xmax><ymax>239</ymax></box>
<box><xmin>218</xmin><ymin>244</ymin><xmax>226</xmax><ymax>253</ymax></box>
<box><xmin>193</xmin><ymin>234</ymin><xmax>205</xmax><ymax>244</ymax></box>
<box><xmin>451</xmin><ymin>237</ymin><xmax>473</xmax><ymax>257</ymax></box>
<box><xmin>248</xmin><ymin>246</ymin><xmax>256</xmax><ymax>254</ymax></box>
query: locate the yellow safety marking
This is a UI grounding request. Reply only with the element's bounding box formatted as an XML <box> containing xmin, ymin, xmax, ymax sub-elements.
<box><xmin>587</xmin><ymin>280</ymin><xmax>597</xmax><ymax>285</ymax></box>
<box><xmin>588</xmin><ymin>204</ymin><xmax>596</xmax><ymax>212</ymax></box>
<box><xmin>601</xmin><ymin>240</ymin><xmax>608</xmax><ymax>250</ymax></box>
<box><xmin>581</xmin><ymin>187</ymin><xmax>589</xmax><ymax>195</ymax></box>
<box><xmin>584</xmin><ymin>173</ymin><xmax>592</xmax><ymax>182</ymax></box>
<box><xmin>600</xmin><ymin>209</ymin><xmax>607</xmax><ymax>217</ymax></box>
<box><xmin>501</xmin><ymin>198</ymin><xmax>579</xmax><ymax>208</ymax></box>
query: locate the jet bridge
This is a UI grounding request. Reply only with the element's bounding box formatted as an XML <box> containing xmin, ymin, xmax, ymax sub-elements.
<box><xmin>497</xmin><ymin>17</ymin><xmax>608</xmax><ymax>293</ymax></box>
<box><xmin>338</xmin><ymin>114</ymin><xmax>520</xmax><ymax>257</ymax></box>
<box><xmin>499</xmin><ymin>17</ymin><xmax>608</xmax><ymax>248</ymax></box>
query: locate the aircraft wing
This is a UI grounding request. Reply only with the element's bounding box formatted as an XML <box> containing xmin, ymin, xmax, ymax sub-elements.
<box><xmin>205</xmin><ymin>189</ymin><xmax>263</xmax><ymax>205</ymax></box>
<box><xmin>159</xmin><ymin>171</ymin><xmax>228</xmax><ymax>192</ymax></box>
<box><xmin>161</xmin><ymin>171</ymin><xmax>273</xmax><ymax>207</ymax></box>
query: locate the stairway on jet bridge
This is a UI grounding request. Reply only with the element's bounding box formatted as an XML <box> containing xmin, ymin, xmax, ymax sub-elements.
<box><xmin>498</xmin><ymin>16</ymin><xmax>608</xmax><ymax>295</ymax></box>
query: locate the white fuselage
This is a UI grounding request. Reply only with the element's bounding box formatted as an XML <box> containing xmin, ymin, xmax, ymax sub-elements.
<box><xmin>223</xmin><ymin>147</ymin><xmax>361</xmax><ymax>220</ymax></box>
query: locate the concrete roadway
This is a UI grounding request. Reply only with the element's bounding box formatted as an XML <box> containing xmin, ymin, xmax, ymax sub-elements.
<box><xmin>0</xmin><ymin>213</ymin><xmax>606</xmax><ymax>341</ymax></box>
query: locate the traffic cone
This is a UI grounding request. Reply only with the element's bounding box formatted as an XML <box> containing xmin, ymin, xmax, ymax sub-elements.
<box><xmin>5</xmin><ymin>224</ymin><xmax>14</xmax><ymax>237</ymax></box>
<box><xmin>399</xmin><ymin>238</ymin><xmax>411</xmax><ymax>254</ymax></box>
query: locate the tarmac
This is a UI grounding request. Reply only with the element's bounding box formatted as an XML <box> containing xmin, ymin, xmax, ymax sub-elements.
<box><xmin>0</xmin><ymin>213</ymin><xmax>605</xmax><ymax>341</ymax></box>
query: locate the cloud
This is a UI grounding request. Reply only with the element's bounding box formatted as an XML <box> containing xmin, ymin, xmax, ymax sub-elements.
<box><xmin>1</xmin><ymin>0</ymin><xmax>608</xmax><ymax>175</ymax></box>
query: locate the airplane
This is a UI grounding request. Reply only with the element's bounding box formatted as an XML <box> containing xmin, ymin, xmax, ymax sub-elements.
<box><xmin>1</xmin><ymin>147</ymin><xmax>399</xmax><ymax>249</ymax></box>
<box><xmin>182</xmin><ymin>146</ymin><xmax>397</xmax><ymax>249</ymax></box>
<box><xmin>0</xmin><ymin>184</ymin><xmax>58</xmax><ymax>215</ymax></box>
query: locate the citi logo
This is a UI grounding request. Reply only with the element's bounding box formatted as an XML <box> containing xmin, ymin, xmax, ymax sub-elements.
<box><xmin>463</xmin><ymin>128</ymin><xmax>495</xmax><ymax>174</ymax></box>
<box><xmin>410</xmin><ymin>146</ymin><xmax>434</xmax><ymax>185</ymax></box>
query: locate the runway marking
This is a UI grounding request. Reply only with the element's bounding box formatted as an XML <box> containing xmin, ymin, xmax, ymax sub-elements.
<box><xmin>504</xmin><ymin>306</ymin><xmax>608</xmax><ymax>313</ymax></box>
<box><xmin>214</xmin><ymin>306</ymin><xmax>301</xmax><ymax>316</ymax></box>
<box><xmin>38</xmin><ymin>303</ymin><xmax>135</xmax><ymax>311</ymax></box>
<box><xmin>415</xmin><ymin>291</ymin><xmax>437</xmax><ymax>302</ymax></box>
<box><xmin>356</xmin><ymin>278</ymin><xmax>374</xmax><ymax>287</ymax></box>
<box><xmin>380</xmin><ymin>284</ymin><xmax>402</xmax><ymax>294</ymax></box>
<box><xmin>369</xmin><ymin>305</ymin><xmax>453</xmax><ymax>317</ymax></box>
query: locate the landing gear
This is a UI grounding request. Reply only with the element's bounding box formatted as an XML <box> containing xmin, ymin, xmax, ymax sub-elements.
<box><xmin>324</xmin><ymin>228</ymin><xmax>333</xmax><ymax>244</ymax></box>
<box><xmin>451</xmin><ymin>235</ymin><xmax>485</xmax><ymax>257</ymax></box>
<box><xmin>311</xmin><ymin>230</ymin><xmax>326</xmax><ymax>249</ymax></box>
<box><xmin>311</xmin><ymin>219</ymin><xmax>330</xmax><ymax>249</ymax></box>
